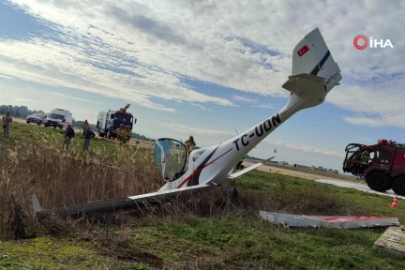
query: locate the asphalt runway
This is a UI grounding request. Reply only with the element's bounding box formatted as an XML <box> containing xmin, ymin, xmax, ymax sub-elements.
<box><xmin>316</xmin><ymin>179</ymin><xmax>405</xmax><ymax>200</ymax></box>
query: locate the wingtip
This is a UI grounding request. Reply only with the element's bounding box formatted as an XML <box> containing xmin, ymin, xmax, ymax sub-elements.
<box><xmin>32</xmin><ymin>194</ymin><xmax>43</xmax><ymax>214</ymax></box>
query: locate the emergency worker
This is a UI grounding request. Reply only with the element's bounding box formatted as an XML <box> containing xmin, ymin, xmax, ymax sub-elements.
<box><xmin>82</xmin><ymin>120</ymin><xmax>89</xmax><ymax>133</ymax></box>
<box><xmin>117</xmin><ymin>124</ymin><xmax>124</xmax><ymax>142</ymax></box>
<box><xmin>124</xmin><ymin>126</ymin><xmax>132</xmax><ymax>143</ymax></box>
<box><xmin>360</xmin><ymin>151</ymin><xmax>371</xmax><ymax>165</ymax></box>
<box><xmin>185</xmin><ymin>135</ymin><xmax>196</xmax><ymax>154</ymax></box>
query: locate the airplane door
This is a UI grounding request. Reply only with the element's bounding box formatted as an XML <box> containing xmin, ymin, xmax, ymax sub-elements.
<box><xmin>154</xmin><ymin>138</ymin><xmax>188</xmax><ymax>182</ymax></box>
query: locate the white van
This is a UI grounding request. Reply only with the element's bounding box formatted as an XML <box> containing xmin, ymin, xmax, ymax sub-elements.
<box><xmin>44</xmin><ymin>108</ymin><xmax>73</xmax><ymax>129</ymax></box>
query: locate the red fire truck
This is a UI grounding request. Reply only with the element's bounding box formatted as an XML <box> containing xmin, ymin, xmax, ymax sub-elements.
<box><xmin>343</xmin><ymin>139</ymin><xmax>405</xmax><ymax>196</ymax></box>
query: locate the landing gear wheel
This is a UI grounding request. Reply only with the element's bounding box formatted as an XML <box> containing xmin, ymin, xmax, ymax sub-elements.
<box><xmin>366</xmin><ymin>170</ymin><xmax>392</xmax><ymax>192</ymax></box>
<box><xmin>392</xmin><ymin>176</ymin><xmax>405</xmax><ymax>196</ymax></box>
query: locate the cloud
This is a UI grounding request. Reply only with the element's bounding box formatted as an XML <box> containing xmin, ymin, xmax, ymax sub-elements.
<box><xmin>13</xmin><ymin>97</ymin><xmax>41</xmax><ymax>103</ymax></box>
<box><xmin>160</xmin><ymin>122</ymin><xmax>234</xmax><ymax>137</ymax></box>
<box><xmin>189</xmin><ymin>103</ymin><xmax>211</xmax><ymax>111</ymax></box>
<box><xmin>284</xmin><ymin>143</ymin><xmax>342</xmax><ymax>158</ymax></box>
<box><xmin>52</xmin><ymin>92</ymin><xmax>102</xmax><ymax>105</ymax></box>
<box><xmin>107</xmin><ymin>6</ymin><xmax>190</xmax><ymax>46</ymax></box>
<box><xmin>344</xmin><ymin>116</ymin><xmax>404</xmax><ymax>128</ymax></box>
<box><xmin>0</xmin><ymin>38</ymin><xmax>232</xmax><ymax>112</ymax></box>
<box><xmin>232</xmin><ymin>95</ymin><xmax>257</xmax><ymax>103</ymax></box>
<box><xmin>261</xmin><ymin>138</ymin><xmax>342</xmax><ymax>157</ymax></box>
<box><xmin>328</xmin><ymin>82</ymin><xmax>405</xmax><ymax>128</ymax></box>
<box><xmin>0</xmin><ymin>73</ymin><xmax>14</xmax><ymax>79</ymax></box>
<box><xmin>251</xmin><ymin>104</ymin><xmax>276</xmax><ymax>110</ymax></box>
<box><xmin>0</xmin><ymin>0</ymin><xmax>404</xmax><ymax>126</ymax></box>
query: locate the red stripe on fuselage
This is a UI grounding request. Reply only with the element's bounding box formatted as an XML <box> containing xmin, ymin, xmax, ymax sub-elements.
<box><xmin>177</xmin><ymin>148</ymin><xmax>233</xmax><ymax>188</ymax></box>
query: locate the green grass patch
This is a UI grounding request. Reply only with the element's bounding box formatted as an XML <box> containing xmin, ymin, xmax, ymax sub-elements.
<box><xmin>0</xmin><ymin>237</ymin><xmax>115</xmax><ymax>269</ymax></box>
<box><xmin>156</xmin><ymin>216</ymin><xmax>404</xmax><ymax>269</ymax></box>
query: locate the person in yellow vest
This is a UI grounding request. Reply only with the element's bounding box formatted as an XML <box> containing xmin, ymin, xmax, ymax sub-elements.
<box><xmin>82</xmin><ymin>120</ymin><xmax>89</xmax><ymax>134</ymax></box>
<box><xmin>360</xmin><ymin>151</ymin><xmax>371</xmax><ymax>165</ymax></box>
<box><xmin>117</xmin><ymin>124</ymin><xmax>124</xmax><ymax>142</ymax></box>
<box><xmin>122</xmin><ymin>125</ymin><xmax>131</xmax><ymax>144</ymax></box>
<box><xmin>121</xmin><ymin>126</ymin><xmax>127</xmax><ymax>144</ymax></box>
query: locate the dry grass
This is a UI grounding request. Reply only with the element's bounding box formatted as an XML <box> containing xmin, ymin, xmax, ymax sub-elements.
<box><xmin>0</xmin><ymin>128</ymin><xmax>162</xmax><ymax>238</ymax></box>
<box><xmin>0</xmin><ymin>123</ymin><xmax>364</xmax><ymax>240</ymax></box>
<box><xmin>0</xmin><ymin>126</ymin><xmax>356</xmax><ymax>239</ymax></box>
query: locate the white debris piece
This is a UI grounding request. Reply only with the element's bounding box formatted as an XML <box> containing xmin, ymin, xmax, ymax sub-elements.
<box><xmin>259</xmin><ymin>211</ymin><xmax>399</xmax><ymax>229</ymax></box>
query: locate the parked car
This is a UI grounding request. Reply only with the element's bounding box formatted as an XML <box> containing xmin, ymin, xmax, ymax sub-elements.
<box><xmin>278</xmin><ymin>161</ymin><xmax>289</xmax><ymax>166</ymax></box>
<box><xmin>26</xmin><ymin>113</ymin><xmax>47</xmax><ymax>125</ymax></box>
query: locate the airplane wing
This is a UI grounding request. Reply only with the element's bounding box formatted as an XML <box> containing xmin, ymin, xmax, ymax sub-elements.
<box><xmin>33</xmin><ymin>164</ymin><xmax>264</xmax><ymax>217</ymax></box>
<box><xmin>33</xmin><ymin>184</ymin><xmax>214</xmax><ymax>217</ymax></box>
<box><xmin>228</xmin><ymin>162</ymin><xmax>263</xmax><ymax>179</ymax></box>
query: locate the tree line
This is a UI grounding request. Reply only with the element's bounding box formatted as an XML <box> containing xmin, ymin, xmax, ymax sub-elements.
<box><xmin>0</xmin><ymin>105</ymin><xmax>44</xmax><ymax>118</ymax></box>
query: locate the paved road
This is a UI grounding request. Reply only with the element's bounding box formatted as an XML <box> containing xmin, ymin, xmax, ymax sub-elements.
<box><xmin>243</xmin><ymin>161</ymin><xmax>359</xmax><ymax>183</ymax></box>
<box><xmin>3</xmin><ymin>115</ymin><xmax>27</xmax><ymax>124</ymax></box>
<box><xmin>2</xmin><ymin>115</ymin><xmax>85</xmax><ymax>136</ymax></box>
<box><xmin>316</xmin><ymin>180</ymin><xmax>404</xmax><ymax>200</ymax></box>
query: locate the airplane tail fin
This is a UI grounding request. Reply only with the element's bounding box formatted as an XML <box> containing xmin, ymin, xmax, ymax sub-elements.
<box><xmin>282</xmin><ymin>28</ymin><xmax>342</xmax><ymax>110</ymax></box>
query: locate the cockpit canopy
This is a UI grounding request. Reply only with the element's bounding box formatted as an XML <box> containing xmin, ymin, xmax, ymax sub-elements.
<box><xmin>154</xmin><ymin>138</ymin><xmax>188</xmax><ymax>182</ymax></box>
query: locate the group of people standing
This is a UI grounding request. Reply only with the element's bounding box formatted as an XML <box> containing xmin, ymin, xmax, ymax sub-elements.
<box><xmin>62</xmin><ymin>119</ymin><xmax>95</xmax><ymax>151</ymax></box>
<box><xmin>1</xmin><ymin>113</ymin><xmax>95</xmax><ymax>152</ymax></box>
<box><xmin>3</xmin><ymin>114</ymin><xmax>195</xmax><ymax>155</ymax></box>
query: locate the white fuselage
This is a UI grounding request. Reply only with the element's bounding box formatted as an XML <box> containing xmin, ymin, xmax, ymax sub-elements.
<box><xmin>158</xmin><ymin>100</ymin><xmax>303</xmax><ymax>192</ymax></box>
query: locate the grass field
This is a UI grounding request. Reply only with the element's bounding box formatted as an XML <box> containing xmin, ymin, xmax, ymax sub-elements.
<box><xmin>0</xmin><ymin>122</ymin><xmax>404</xmax><ymax>269</ymax></box>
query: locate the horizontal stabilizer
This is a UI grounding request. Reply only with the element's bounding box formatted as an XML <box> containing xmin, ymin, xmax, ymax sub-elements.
<box><xmin>282</xmin><ymin>73</ymin><xmax>325</xmax><ymax>95</ymax></box>
<box><xmin>229</xmin><ymin>162</ymin><xmax>263</xmax><ymax>179</ymax></box>
<box><xmin>282</xmin><ymin>73</ymin><xmax>327</xmax><ymax>109</ymax></box>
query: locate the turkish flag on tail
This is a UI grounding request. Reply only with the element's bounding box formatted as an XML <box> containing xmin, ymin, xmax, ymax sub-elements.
<box><xmin>297</xmin><ymin>45</ymin><xmax>309</xmax><ymax>57</ymax></box>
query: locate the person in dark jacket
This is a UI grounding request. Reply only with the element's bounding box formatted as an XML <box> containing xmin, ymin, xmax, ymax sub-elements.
<box><xmin>185</xmin><ymin>135</ymin><xmax>196</xmax><ymax>154</ymax></box>
<box><xmin>62</xmin><ymin>124</ymin><xmax>75</xmax><ymax>149</ymax></box>
<box><xmin>83</xmin><ymin>126</ymin><xmax>95</xmax><ymax>151</ymax></box>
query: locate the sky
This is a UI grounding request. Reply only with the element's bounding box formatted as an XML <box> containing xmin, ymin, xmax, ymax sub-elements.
<box><xmin>0</xmin><ymin>0</ymin><xmax>404</xmax><ymax>173</ymax></box>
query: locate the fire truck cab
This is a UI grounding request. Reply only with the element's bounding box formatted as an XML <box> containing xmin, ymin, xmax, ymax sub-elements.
<box><xmin>343</xmin><ymin>139</ymin><xmax>405</xmax><ymax>196</ymax></box>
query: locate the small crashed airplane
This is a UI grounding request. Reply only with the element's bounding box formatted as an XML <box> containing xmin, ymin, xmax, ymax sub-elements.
<box><xmin>33</xmin><ymin>28</ymin><xmax>342</xmax><ymax>217</ymax></box>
